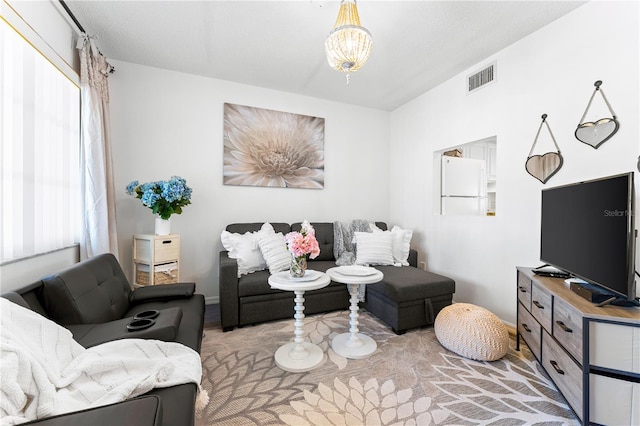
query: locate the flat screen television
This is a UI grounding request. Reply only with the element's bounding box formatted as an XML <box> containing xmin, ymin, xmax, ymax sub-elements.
<box><xmin>540</xmin><ymin>172</ymin><xmax>637</xmax><ymax>305</ymax></box>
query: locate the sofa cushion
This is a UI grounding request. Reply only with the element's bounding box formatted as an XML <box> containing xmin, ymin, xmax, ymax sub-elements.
<box><xmin>40</xmin><ymin>253</ymin><xmax>131</xmax><ymax>325</ymax></box>
<box><xmin>237</xmin><ymin>264</ymin><xmax>344</xmax><ymax>298</ymax></box>
<box><xmin>368</xmin><ymin>266</ymin><xmax>455</xmax><ymax>302</ymax></box>
<box><xmin>2</xmin><ymin>292</ymin><xmax>33</xmax><ymax>311</ymax></box>
<box><xmin>238</xmin><ymin>270</ymin><xmax>276</xmax><ymax>297</ymax></box>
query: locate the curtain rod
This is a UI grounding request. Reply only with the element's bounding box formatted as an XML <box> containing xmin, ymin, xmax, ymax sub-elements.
<box><xmin>59</xmin><ymin>0</ymin><xmax>85</xmax><ymax>34</ymax></box>
<box><xmin>58</xmin><ymin>0</ymin><xmax>115</xmax><ymax>74</ymax></box>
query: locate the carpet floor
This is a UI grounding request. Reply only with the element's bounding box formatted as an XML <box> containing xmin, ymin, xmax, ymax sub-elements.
<box><xmin>195</xmin><ymin>309</ymin><xmax>580</xmax><ymax>425</ymax></box>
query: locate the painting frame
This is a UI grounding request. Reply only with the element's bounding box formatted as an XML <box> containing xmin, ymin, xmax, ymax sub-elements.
<box><xmin>223</xmin><ymin>103</ymin><xmax>325</xmax><ymax>189</ymax></box>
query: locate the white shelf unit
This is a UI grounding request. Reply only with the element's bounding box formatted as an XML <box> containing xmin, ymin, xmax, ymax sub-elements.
<box><xmin>133</xmin><ymin>234</ymin><xmax>180</xmax><ymax>286</ymax></box>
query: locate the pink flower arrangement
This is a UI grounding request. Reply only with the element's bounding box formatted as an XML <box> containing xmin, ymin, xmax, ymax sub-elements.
<box><xmin>285</xmin><ymin>220</ymin><xmax>320</xmax><ymax>259</ymax></box>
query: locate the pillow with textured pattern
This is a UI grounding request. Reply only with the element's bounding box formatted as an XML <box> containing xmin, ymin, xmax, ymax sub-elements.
<box><xmin>258</xmin><ymin>231</ymin><xmax>291</xmax><ymax>274</ymax></box>
<box><xmin>221</xmin><ymin>223</ymin><xmax>273</xmax><ymax>277</ymax></box>
<box><xmin>354</xmin><ymin>231</ymin><xmax>395</xmax><ymax>266</ymax></box>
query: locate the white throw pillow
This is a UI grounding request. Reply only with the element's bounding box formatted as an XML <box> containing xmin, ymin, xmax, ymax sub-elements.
<box><xmin>220</xmin><ymin>223</ymin><xmax>274</xmax><ymax>277</ymax></box>
<box><xmin>390</xmin><ymin>226</ymin><xmax>413</xmax><ymax>266</ymax></box>
<box><xmin>258</xmin><ymin>232</ymin><xmax>291</xmax><ymax>274</ymax></box>
<box><xmin>354</xmin><ymin>231</ymin><xmax>395</xmax><ymax>266</ymax></box>
<box><xmin>369</xmin><ymin>222</ymin><xmax>384</xmax><ymax>232</ymax></box>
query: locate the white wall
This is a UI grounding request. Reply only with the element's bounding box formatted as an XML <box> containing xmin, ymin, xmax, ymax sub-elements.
<box><xmin>0</xmin><ymin>246</ymin><xmax>80</xmax><ymax>292</ymax></box>
<box><xmin>389</xmin><ymin>1</ymin><xmax>640</xmax><ymax>325</ymax></box>
<box><xmin>108</xmin><ymin>62</ymin><xmax>390</xmax><ymax>303</ymax></box>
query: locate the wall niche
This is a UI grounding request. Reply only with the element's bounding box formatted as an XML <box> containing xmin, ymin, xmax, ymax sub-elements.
<box><xmin>433</xmin><ymin>136</ymin><xmax>497</xmax><ymax>216</ymax></box>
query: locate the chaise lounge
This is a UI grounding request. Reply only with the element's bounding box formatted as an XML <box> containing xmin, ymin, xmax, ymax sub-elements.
<box><xmin>219</xmin><ymin>221</ymin><xmax>455</xmax><ymax>334</ymax></box>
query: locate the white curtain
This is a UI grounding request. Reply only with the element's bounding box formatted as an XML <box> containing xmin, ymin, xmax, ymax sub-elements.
<box><xmin>78</xmin><ymin>35</ymin><xmax>119</xmax><ymax>259</ymax></box>
<box><xmin>0</xmin><ymin>21</ymin><xmax>81</xmax><ymax>262</ymax></box>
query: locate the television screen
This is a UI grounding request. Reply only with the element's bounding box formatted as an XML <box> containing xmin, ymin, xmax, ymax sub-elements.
<box><xmin>540</xmin><ymin>172</ymin><xmax>635</xmax><ymax>301</ymax></box>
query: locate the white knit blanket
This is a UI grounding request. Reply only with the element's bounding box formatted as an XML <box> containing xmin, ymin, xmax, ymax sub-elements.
<box><xmin>0</xmin><ymin>298</ymin><xmax>204</xmax><ymax>425</ymax></box>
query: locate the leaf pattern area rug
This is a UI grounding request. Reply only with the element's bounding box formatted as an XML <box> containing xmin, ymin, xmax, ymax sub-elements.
<box><xmin>196</xmin><ymin>310</ymin><xmax>579</xmax><ymax>426</ymax></box>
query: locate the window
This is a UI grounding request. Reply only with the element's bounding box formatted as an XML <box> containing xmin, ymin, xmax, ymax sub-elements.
<box><xmin>0</xmin><ymin>19</ymin><xmax>81</xmax><ymax>263</ymax></box>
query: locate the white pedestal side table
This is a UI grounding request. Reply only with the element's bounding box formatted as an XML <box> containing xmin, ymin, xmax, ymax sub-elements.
<box><xmin>268</xmin><ymin>270</ymin><xmax>330</xmax><ymax>372</ymax></box>
<box><xmin>326</xmin><ymin>266</ymin><xmax>384</xmax><ymax>359</ymax></box>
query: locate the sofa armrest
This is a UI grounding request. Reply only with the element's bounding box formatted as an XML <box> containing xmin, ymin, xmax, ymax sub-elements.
<box><xmin>219</xmin><ymin>251</ymin><xmax>239</xmax><ymax>331</ymax></box>
<box><xmin>22</xmin><ymin>395</ymin><xmax>162</xmax><ymax>426</ymax></box>
<box><xmin>408</xmin><ymin>249</ymin><xmax>418</xmax><ymax>268</ymax></box>
<box><xmin>130</xmin><ymin>283</ymin><xmax>195</xmax><ymax>304</ymax></box>
<box><xmin>68</xmin><ymin>307</ymin><xmax>183</xmax><ymax>348</ymax></box>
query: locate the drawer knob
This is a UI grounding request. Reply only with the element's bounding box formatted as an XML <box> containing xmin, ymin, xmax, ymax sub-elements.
<box><xmin>518</xmin><ymin>286</ymin><xmax>527</xmax><ymax>293</ymax></box>
<box><xmin>549</xmin><ymin>360</ymin><xmax>565</xmax><ymax>375</ymax></box>
<box><xmin>532</xmin><ymin>300</ymin><xmax>544</xmax><ymax>309</ymax></box>
<box><xmin>522</xmin><ymin>323</ymin><xmax>531</xmax><ymax>333</ymax></box>
<box><xmin>556</xmin><ymin>320</ymin><xmax>573</xmax><ymax>333</ymax></box>
<box><xmin>162</xmin><ymin>240</ymin><xmax>172</xmax><ymax>244</ymax></box>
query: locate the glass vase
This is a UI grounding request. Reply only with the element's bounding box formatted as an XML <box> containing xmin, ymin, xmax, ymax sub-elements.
<box><xmin>290</xmin><ymin>255</ymin><xmax>307</xmax><ymax>278</ymax></box>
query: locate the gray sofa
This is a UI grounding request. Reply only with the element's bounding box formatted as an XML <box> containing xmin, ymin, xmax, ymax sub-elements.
<box><xmin>1</xmin><ymin>253</ymin><xmax>205</xmax><ymax>426</ymax></box>
<box><xmin>220</xmin><ymin>222</ymin><xmax>455</xmax><ymax>334</ymax></box>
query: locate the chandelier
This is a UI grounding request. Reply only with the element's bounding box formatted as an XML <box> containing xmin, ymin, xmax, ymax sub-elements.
<box><xmin>324</xmin><ymin>0</ymin><xmax>372</xmax><ymax>84</ymax></box>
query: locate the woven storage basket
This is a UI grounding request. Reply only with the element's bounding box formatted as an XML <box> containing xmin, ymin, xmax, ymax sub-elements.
<box><xmin>434</xmin><ymin>303</ymin><xmax>509</xmax><ymax>361</ymax></box>
<box><xmin>136</xmin><ymin>262</ymin><xmax>178</xmax><ymax>285</ymax></box>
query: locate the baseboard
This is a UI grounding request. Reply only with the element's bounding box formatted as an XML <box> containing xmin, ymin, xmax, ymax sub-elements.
<box><xmin>205</xmin><ymin>296</ymin><xmax>219</xmax><ymax>305</ymax></box>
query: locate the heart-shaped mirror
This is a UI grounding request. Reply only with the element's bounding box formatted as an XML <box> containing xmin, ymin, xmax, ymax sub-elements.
<box><xmin>575</xmin><ymin>81</ymin><xmax>619</xmax><ymax>149</ymax></box>
<box><xmin>575</xmin><ymin>117</ymin><xmax>619</xmax><ymax>149</ymax></box>
<box><xmin>526</xmin><ymin>152</ymin><xmax>564</xmax><ymax>184</ymax></box>
<box><xmin>526</xmin><ymin>114</ymin><xmax>563</xmax><ymax>184</ymax></box>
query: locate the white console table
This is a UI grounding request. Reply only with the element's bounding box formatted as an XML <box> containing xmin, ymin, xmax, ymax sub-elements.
<box><xmin>516</xmin><ymin>267</ymin><xmax>640</xmax><ymax>424</ymax></box>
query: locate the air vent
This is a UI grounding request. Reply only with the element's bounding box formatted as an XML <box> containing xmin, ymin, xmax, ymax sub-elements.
<box><xmin>467</xmin><ymin>62</ymin><xmax>496</xmax><ymax>93</ymax></box>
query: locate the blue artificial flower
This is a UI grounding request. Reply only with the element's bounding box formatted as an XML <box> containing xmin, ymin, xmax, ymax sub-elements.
<box><xmin>126</xmin><ymin>180</ymin><xmax>139</xmax><ymax>195</ymax></box>
<box><xmin>141</xmin><ymin>182</ymin><xmax>159</xmax><ymax>192</ymax></box>
<box><xmin>126</xmin><ymin>176</ymin><xmax>192</xmax><ymax>219</ymax></box>
<box><xmin>141</xmin><ymin>190</ymin><xmax>161</xmax><ymax>208</ymax></box>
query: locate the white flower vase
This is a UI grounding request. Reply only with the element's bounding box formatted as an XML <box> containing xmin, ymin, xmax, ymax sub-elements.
<box><xmin>155</xmin><ymin>217</ymin><xmax>171</xmax><ymax>235</ymax></box>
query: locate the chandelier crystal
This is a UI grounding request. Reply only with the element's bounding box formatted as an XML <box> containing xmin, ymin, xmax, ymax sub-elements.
<box><xmin>325</xmin><ymin>0</ymin><xmax>372</xmax><ymax>80</ymax></box>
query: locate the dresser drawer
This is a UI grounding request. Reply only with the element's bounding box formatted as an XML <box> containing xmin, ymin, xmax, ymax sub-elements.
<box><xmin>589</xmin><ymin>320</ymin><xmax>640</xmax><ymax>373</ymax></box>
<box><xmin>590</xmin><ymin>373</ymin><xmax>640</xmax><ymax>425</ymax></box>
<box><xmin>542</xmin><ymin>330</ymin><xmax>583</xmax><ymax>420</ymax></box>
<box><xmin>154</xmin><ymin>237</ymin><xmax>180</xmax><ymax>262</ymax></box>
<box><xmin>518</xmin><ymin>303</ymin><xmax>541</xmax><ymax>361</ymax></box>
<box><xmin>531</xmin><ymin>282</ymin><xmax>552</xmax><ymax>332</ymax></box>
<box><xmin>552</xmin><ymin>296</ymin><xmax>583</xmax><ymax>365</ymax></box>
<box><xmin>517</xmin><ymin>272</ymin><xmax>532</xmax><ymax>310</ymax></box>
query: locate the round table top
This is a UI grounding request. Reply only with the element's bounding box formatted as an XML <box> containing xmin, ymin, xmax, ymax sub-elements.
<box><xmin>325</xmin><ymin>266</ymin><xmax>384</xmax><ymax>285</ymax></box>
<box><xmin>268</xmin><ymin>270</ymin><xmax>330</xmax><ymax>292</ymax></box>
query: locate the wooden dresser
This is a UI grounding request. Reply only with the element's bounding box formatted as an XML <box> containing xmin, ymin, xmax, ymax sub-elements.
<box><xmin>516</xmin><ymin>267</ymin><xmax>640</xmax><ymax>424</ymax></box>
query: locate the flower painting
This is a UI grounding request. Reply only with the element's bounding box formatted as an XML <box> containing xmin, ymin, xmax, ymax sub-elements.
<box><xmin>223</xmin><ymin>103</ymin><xmax>325</xmax><ymax>189</ymax></box>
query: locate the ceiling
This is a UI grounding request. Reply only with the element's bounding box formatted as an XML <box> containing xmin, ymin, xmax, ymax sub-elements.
<box><xmin>64</xmin><ymin>1</ymin><xmax>586</xmax><ymax>111</ymax></box>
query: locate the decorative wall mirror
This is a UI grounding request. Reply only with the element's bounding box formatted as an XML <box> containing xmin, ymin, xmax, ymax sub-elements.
<box><xmin>575</xmin><ymin>80</ymin><xmax>619</xmax><ymax>149</ymax></box>
<box><xmin>525</xmin><ymin>114</ymin><xmax>563</xmax><ymax>184</ymax></box>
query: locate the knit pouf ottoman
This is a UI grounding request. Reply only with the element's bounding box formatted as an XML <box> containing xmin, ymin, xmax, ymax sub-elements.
<box><xmin>434</xmin><ymin>303</ymin><xmax>509</xmax><ymax>361</ymax></box>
